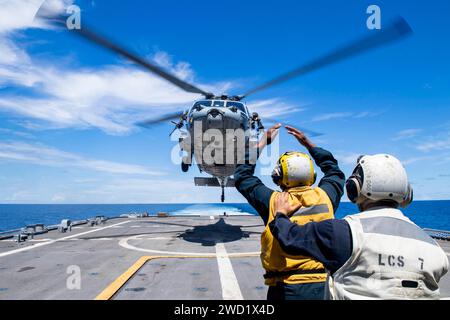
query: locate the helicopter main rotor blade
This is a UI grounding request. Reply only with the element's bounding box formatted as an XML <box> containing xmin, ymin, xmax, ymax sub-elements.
<box><xmin>136</xmin><ymin>111</ymin><xmax>184</xmax><ymax>128</ymax></box>
<box><xmin>263</xmin><ymin>118</ymin><xmax>323</xmax><ymax>137</ymax></box>
<box><xmin>35</xmin><ymin>9</ymin><xmax>213</xmax><ymax>97</ymax></box>
<box><xmin>241</xmin><ymin>17</ymin><xmax>412</xmax><ymax>99</ymax></box>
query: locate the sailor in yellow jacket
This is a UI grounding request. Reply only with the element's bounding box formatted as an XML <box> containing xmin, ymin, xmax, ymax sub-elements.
<box><xmin>234</xmin><ymin>124</ymin><xmax>345</xmax><ymax>300</ymax></box>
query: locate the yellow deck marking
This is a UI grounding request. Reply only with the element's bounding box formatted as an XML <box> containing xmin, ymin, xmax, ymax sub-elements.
<box><xmin>95</xmin><ymin>253</ymin><xmax>259</xmax><ymax>300</ymax></box>
<box><xmin>95</xmin><ymin>256</ymin><xmax>152</xmax><ymax>300</ymax></box>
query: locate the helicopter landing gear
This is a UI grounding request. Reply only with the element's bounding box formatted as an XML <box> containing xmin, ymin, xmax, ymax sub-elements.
<box><xmin>193</xmin><ymin>177</ymin><xmax>235</xmax><ymax>203</ymax></box>
<box><xmin>180</xmin><ymin>149</ymin><xmax>192</xmax><ymax>173</ymax></box>
<box><xmin>181</xmin><ymin>162</ymin><xmax>190</xmax><ymax>172</ymax></box>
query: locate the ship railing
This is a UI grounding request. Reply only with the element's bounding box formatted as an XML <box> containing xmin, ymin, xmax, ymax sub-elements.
<box><xmin>0</xmin><ymin>213</ymin><xmax>148</xmax><ymax>240</ymax></box>
<box><xmin>424</xmin><ymin>228</ymin><xmax>450</xmax><ymax>241</ymax></box>
<box><xmin>0</xmin><ymin>218</ymin><xmax>99</xmax><ymax>240</ymax></box>
<box><xmin>0</xmin><ymin>228</ymin><xmax>22</xmax><ymax>240</ymax></box>
<box><xmin>2</xmin><ymin>217</ymin><xmax>450</xmax><ymax>241</ymax></box>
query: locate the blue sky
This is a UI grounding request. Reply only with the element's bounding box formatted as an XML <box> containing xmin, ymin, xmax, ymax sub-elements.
<box><xmin>0</xmin><ymin>0</ymin><xmax>449</xmax><ymax>203</ymax></box>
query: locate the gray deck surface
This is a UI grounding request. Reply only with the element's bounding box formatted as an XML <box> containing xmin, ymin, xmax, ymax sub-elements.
<box><xmin>0</xmin><ymin>216</ymin><xmax>449</xmax><ymax>300</ymax></box>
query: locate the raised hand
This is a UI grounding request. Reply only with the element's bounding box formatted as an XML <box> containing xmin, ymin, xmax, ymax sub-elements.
<box><xmin>285</xmin><ymin>125</ymin><xmax>316</xmax><ymax>150</ymax></box>
<box><xmin>258</xmin><ymin>123</ymin><xmax>282</xmax><ymax>150</ymax></box>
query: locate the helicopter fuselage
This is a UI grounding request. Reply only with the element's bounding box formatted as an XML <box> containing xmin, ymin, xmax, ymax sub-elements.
<box><xmin>177</xmin><ymin>99</ymin><xmax>262</xmax><ymax>201</ymax></box>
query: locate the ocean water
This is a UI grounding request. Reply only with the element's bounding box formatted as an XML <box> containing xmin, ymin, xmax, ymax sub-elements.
<box><xmin>0</xmin><ymin>201</ymin><xmax>449</xmax><ymax>232</ymax></box>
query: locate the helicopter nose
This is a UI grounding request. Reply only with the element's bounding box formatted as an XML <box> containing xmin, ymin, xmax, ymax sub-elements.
<box><xmin>207</xmin><ymin>108</ymin><xmax>222</xmax><ymax>118</ymax></box>
<box><xmin>206</xmin><ymin>109</ymin><xmax>223</xmax><ymax>129</ymax></box>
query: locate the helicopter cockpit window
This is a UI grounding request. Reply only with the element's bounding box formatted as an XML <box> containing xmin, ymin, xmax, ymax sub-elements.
<box><xmin>193</xmin><ymin>100</ymin><xmax>212</xmax><ymax>108</ymax></box>
<box><xmin>190</xmin><ymin>100</ymin><xmax>212</xmax><ymax>114</ymax></box>
<box><xmin>227</xmin><ymin>102</ymin><xmax>246</xmax><ymax>113</ymax></box>
<box><xmin>212</xmin><ymin>101</ymin><xmax>225</xmax><ymax>108</ymax></box>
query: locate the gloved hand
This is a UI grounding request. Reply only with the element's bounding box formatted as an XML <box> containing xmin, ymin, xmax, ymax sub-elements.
<box><xmin>257</xmin><ymin>123</ymin><xmax>281</xmax><ymax>150</ymax></box>
<box><xmin>285</xmin><ymin>126</ymin><xmax>316</xmax><ymax>151</ymax></box>
<box><xmin>274</xmin><ymin>192</ymin><xmax>301</xmax><ymax>215</ymax></box>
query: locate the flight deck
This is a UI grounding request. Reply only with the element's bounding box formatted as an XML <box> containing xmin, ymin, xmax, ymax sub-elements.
<box><xmin>0</xmin><ymin>215</ymin><xmax>449</xmax><ymax>300</ymax></box>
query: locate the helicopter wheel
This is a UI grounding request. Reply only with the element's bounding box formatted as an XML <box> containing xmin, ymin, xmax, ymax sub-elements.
<box><xmin>221</xmin><ymin>187</ymin><xmax>225</xmax><ymax>203</ymax></box>
<box><xmin>181</xmin><ymin>162</ymin><xmax>189</xmax><ymax>172</ymax></box>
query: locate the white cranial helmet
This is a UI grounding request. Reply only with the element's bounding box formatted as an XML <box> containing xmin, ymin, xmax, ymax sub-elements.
<box><xmin>346</xmin><ymin>154</ymin><xmax>413</xmax><ymax>207</ymax></box>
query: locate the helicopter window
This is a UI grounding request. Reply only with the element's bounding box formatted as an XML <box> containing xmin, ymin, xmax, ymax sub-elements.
<box><xmin>227</xmin><ymin>102</ymin><xmax>246</xmax><ymax>113</ymax></box>
<box><xmin>193</xmin><ymin>100</ymin><xmax>212</xmax><ymax>108</ymax></box>
<box><xmin>190</xmin><ymin>100</ymin><xmax>212</xmax><ymax>114</ymax></box>
<box><xmin>212</xmin><ymin>101</ymin><xmax>225</xmax><ymax>108</ymax></box>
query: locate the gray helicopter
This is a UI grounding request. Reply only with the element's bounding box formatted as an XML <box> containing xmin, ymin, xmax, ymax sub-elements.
<box><xmin>37</xmin><ymin>8</ymin><xmax>412</xmax><ymax>202</ymax></box>
<box><xmin>137</xmin><ymin>93</ymin><xmax>271</xmax><ymax>203</ymax></box>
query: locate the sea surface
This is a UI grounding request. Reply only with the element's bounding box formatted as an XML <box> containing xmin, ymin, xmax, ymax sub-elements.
<box><xmin>0</xmin><ymin>201</ymin><xmax>449</xmax><ymax>232</ymax></box>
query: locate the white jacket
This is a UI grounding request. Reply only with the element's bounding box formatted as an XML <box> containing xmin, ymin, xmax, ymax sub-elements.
<box><xmin>327</xmin><ymin>207</ymin><xmax>449</xmax><ymax>300</ymax></box>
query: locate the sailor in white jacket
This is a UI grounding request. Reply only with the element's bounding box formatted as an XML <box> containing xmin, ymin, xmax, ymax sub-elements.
<box><xmin>270</xmin><ymin>154</ymin><xmax>449</xmax><ymax>299</ymax></box>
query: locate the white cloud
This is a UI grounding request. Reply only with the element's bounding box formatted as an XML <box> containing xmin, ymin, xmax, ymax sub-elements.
<box><xmin>0</xmin><ymin>0</ymin><xmax>49</xmax><ymax>33</ymax></box>
<box><xmin>0</xmin><ymin>50</ymin><xmax>210</xmax><ymax>133</ymax></box>
<box><xmin>0</xmin><ymin>1</ymin><xmax>303</xmax><ymax>137</ymax></box>
<box><xmin>332</xmin><ymin>151</ymin><xmax>432</xmax><ymax>168</ymax></box>
<box><xmin>0</xmin><ymin>128</ymin><xmax>35</xmax><ymax>139</ymax></box>
<box><xmin>3</xmin><ymin>190</ymin><xmax>36</xmax><ymax>202</ymax></box>
<box><xmin>0</xmin><ymin>141</ymin><xmax>162</xmax><ymax>175</ymax></box>
<box><xmin>392</xmin><ymin>128</ymin><xmax>422</xmax><ymax>141</ymax></box>
<box><xmin>70</xmin><ymin>178</ymin><xmax>245</xmax><ymax>203</ymax></box>
<box><xmin>416</xmin><ymin>137</ymin><xmax>450</xmax><ymax>152</ymax></box>
<box><xmin>336</xmin><ymin>152</ymin><xmax>436</xmax><ymax>167</ymax></box>
<box><xmin>0</xmin><ymin>0</ymin><xmax>240</xmax><ymax>134</ymax></box>
<box><xmin>0</xmin><ymin>37</ymin><xmax>30</xmax><ymax>65</ymax></box>
<box><xmin>247</xmin><ymin>99</ymin><xmax>305</xmax><ymax>119</ymax></box>
<box><xmin>311</xmin><ymin>111</ymin><xmax>382</xmax><ymax>122</ymax></box>
<box><xmin>311</xmin><ymin>112</ymin><xmax>352</xmax><ymax>122</ymax></box>
<box><xmin>333</xmin><ymin>152</ymin><xmax>361</xmax><ymax>165</ymax></box>
<box><xmin>400</xmin><ymin>156</ymin><xmax>434</xmax><ymax>166</ymax></box>
<box><xmin>51</xmin><ymin>193</ymin><xmax>66</xmax><ymax>202</ymax></box>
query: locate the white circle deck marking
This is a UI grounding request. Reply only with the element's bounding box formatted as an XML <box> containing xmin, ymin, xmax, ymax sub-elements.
<box><xmin>119</xmin><ymin>234</ymin><xmax>259</xmax><ymax>257</ymax></box>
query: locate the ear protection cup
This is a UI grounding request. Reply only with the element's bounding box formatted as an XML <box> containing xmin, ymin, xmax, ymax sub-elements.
<box><xmin>272</xmin><ymin>152</ymin><xmax>288</xmax><ymax>186</ymax></box>
<box><xmin>271</xmin><ymin>164</ymin><xmax>282</xmax><ymax>186</ymax></box>
<box><xmin>346</xmin><ymin>178</ymin><xmax>361</xmax><ymax>203</ymax></box>
<box><xmin>346</xmin><ymin>165</ymin><xmax>363</xmax><ymax>203</ymax></box>
<box><xmin>401</xmin><ymin>183</ymin><xmax>413</xmax><ymax>208</ymax></box>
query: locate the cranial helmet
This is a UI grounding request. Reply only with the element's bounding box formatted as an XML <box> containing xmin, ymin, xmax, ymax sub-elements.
<box><xmin>346</xmin><ymin>154</ymin><xmax>413</xmax><ymax>208</ymax></box>
<box><xmin>271</xmin><ymin>151</ymin><xmax>317</xmax><ymax>189</ymax></box>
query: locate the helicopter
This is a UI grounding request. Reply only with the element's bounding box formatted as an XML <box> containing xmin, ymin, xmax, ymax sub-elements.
<box><xmin>36</xmin><ymin>6</ymin><xmax>412</xmax><ymax>202</ymax></box>
<box><xmin>138</xmin><ymin>95</ymin><xmax>274</xmax><ymax>203</ymax></box>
